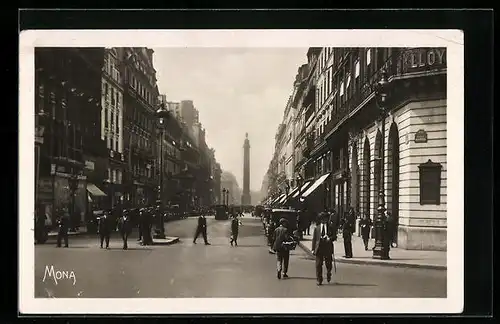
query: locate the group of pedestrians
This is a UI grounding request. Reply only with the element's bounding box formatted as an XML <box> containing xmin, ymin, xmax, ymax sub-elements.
<box><xmin>263</xmin><ymin>207</ymin><xmax>376</xmax><ymax>286</ymax></box>
<box><xmin>53</xmin><ymin>204</ymin><xmax>164</xmax><ymax>250</ymax></box>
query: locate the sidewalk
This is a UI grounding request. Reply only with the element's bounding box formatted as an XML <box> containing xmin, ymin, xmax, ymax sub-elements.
<box><xmin>48</xmin><ymin>226</ymin><xmax>88</xmax><ymax>237</ymax></box>
<box><xmin>298</xmin><ymin>224</ymin><xmax>447</xmax><ymax>270</ymax></box>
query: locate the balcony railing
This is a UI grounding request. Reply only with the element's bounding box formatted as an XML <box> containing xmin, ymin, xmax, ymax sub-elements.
<box><xmin>322</xmin><ymin>47</ymin><xmax>446</xmax><ymax>140</ymax></box>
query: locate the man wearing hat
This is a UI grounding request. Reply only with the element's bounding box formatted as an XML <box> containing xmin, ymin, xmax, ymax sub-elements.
<box><xmin>311</xmin><ymin>212</ymin><xmax>336</xmax><ymax>285</ymax></box>
<box><xmin>118</xmin><ymin>209</ymin><xmax>132</xmax><ymax>250</ymax></box>
<box><xmin>273</xmin><ymin>218</ymin><xmax>292</xmax><ymax>279</ymax></box>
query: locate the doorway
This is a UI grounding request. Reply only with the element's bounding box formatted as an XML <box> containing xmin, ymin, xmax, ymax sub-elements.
<box><xmin>351</xmin><ymin>143</ymin><xmax>360</xmax><ymax>214</ymax></box>
<box><xmin>387</xmin><ymin>123</ymin><xmax>400</xmax><ymax>243</ymax></box>
<box><xmin>362</xmin><ymin>137</ymin><xmax>371</xmax><ymax>218</ymax></box>
<box><xmin>373</xmin><ymin>130</ymin><xmax>383</xmax><ymax>217</ymax></box>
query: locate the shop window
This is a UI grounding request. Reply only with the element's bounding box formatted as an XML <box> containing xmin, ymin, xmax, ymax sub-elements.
<box><xmin>418</xmin><ymin>160</ymin><xmax>442</xmax><ymax>205</ymax></box>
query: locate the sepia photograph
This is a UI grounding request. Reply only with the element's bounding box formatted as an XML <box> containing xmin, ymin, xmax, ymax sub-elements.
<box><xmin>19</xmin><ymin>29</ymin><xmax>464</xmax><ymax>314</ymax></box>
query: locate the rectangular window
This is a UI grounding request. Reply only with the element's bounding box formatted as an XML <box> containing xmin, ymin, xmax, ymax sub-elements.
<box><xmin>111</xmin><ymin>87</ymin><xmax>115</xmax><ymax>106</ymax></box>
<box><xmin>366</xmin><ymin>48</ymin><xmax>372</xmax><ymax>65</ymax></box>
<box><xmin>323</xmin><ymin>78</ymin><xmax>327</xmax><ymax>101</ymax></box>
<box><xmin>419</xmin><ymin>160</ymin><xmax>442</xmax><ymax>205</ymax></box>
<box><xmin>340</xmin><ymin>81</ymin><xmax>344</xmax><ymax>96</ymax></box>
<box><xmin>327</xmin><ymin>70</ymin><xmax>331</xmax><ymax>95</ymax></box>
<box><xmin>355</xmin><ymin>60</ymin><xmax>360</xmax><ymax>78</ymax></box>
<box><xmin>116</xmin><ymin>113</ymin><xmax>120</xmax><ymax>133</ymax></box>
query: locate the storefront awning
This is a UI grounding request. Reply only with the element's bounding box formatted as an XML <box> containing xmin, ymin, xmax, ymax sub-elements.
<box><xmin>86</xmin><ymin>183</ymin><xmax>107</xmax><ymax>197</ymax></box>
<box><xmin>278</xmin><ymin>193</ymin><xmax>289</xmax><ymax>204</ymax></box>
<box><xmin>293</xmin><ymin>181</ymin><xmax>312</xmax><ymax>198</ymax></box>
<box><xmin>301</xmin><ymin>173</ymin><xmax>331</xmax><ymax>198</ymax></box>
<box><xmin>272</xmin><ymin>194</ymin><xmax>285</xmax><ymax>205</ymax></box>
<box><xmin>287</xmin><ymin>187</ymin><xmax>300</xmax><ymax>198</ymax></box>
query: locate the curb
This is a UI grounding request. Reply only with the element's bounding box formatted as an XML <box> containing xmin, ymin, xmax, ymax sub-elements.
<box><xmin>298</xmin><ymin>241</ymin><xmax>446</xmax><ymax>271</ymax></box>
<box><xmin>151</xmin><ymin>237</ymin><xmax>180</xmax><ymax>246</ymax></box>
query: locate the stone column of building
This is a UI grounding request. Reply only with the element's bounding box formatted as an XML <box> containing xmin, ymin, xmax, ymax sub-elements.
<box><xmin>241</xmin><ymin>133</ymin><xmax>251</xmax><ymax>205</ymax></box>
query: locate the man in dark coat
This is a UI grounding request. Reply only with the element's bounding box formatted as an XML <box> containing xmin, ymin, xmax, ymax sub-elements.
<box><xmin>382</xmin><ymin>212</ymin><xmax>395</xmax><ymax>258</ymax></box>
<box><xmin>98</xmin><ymin>210</ymin><xmax>112</xmax><ymax>249</ymax></box>
<box><xmin>328</xmin><ymin>209</ymin><xmax>339</xmax><ymax>236</ymax></box>
<box><xmin>341</xmin><ymin>208</ymin><xmax>355</xmax><ymax>258</ymax></box>
<box><xmin>385</xmin><ymin>212</ymin><xmax>397</xmax><ymax>249</ymax></box>
<box><xmin>140</xmin><ymin>208</ymin><xmax>153</xmax><ymax>246</ymax></box>
<box><xmin>230</xmin><ymin>214</ymin><xmax>240</xmax><ymax>246</ymax></box>
<box><xmin>311</xmin><ymin>212</ymin><xmax>336</xmax><ymax>285</ymax></box>
<box><xmin>193</xmin><ymin>214</ymin><xmax>210</xmax><ymax>245</ymax></box>
<box><xmin>135</xmin><ymin>207</ymin><xmax>143</xmax><ymax>242</ymax></box>
<box><xmin>118</xmin><ymin>209</ymin><xmax>133</xmax><ymax>250</ymax></box>
<box><xmin>266</xmin><ymin>219</ymin><xmax>276</xmax><ymax>248</ymax></box>
<box><xmin>273</xmin><ymin>218</ymin><xmax>292</xmax><ymax>279</ymax></box>
<box><xmin>56</xmin><ymin>209</ymin><xmax>69</xmax><ymax>248</ymax></box>
<box><xmin>359</xmin><ymin>213</ymin><xmax>373</xmax><ymax>251</ymax></box>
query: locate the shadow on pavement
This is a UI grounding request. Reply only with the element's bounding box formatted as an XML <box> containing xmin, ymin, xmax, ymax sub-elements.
<box><xmin>332</xmin><ymin>282</ymin><xmax>377</xmax><ymax>287</ymax></box>
<box><xmin>107</xmin><ymin>248</ymin><xmax>153</xmax><ymax>251</ymax></box>
<box><xmin>232</xmin><ymin>244</ymin><xmax>264</xmax><ymax>248</ymax></box>
<box><xmin>285</xmin><ymin>276</ymin><xmax>317</xmax><ymax>281</ymax></box>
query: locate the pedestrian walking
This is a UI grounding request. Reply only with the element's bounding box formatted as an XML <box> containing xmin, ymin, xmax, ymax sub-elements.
<box><xmin>382</xmin><ymin>212</ymin><xmax>394</xmax><ymax>258</ymax></box>
<box><xmin>311</xmin><ymin>212</ymin><xmax>336</xmax><ymax>285</ymax></box>
<box><xmin>273</xmin><ymin>218</ymin><xmax>295</xmax><ymax>279</ymax></box>
<box><xmin>56</xmin><ymin>209</ymin><xmax>69</xmax><ymax>248</ymax></box>
<box><xmin>141</xmin><ymin>207</ymin><xmax>153</xmax><ymax>246</ymax></box>
<box><xmin>341</xmin><ymin>208</ymin><xmax>355</xmax><ymax>258</ymax></box>
<box><xmin>98</xmin><ymin>210</ymin><xmax>112</xmax><ymax>249</ymax></box>
<box><xmin>118</xmin><ymin>209</ymin><xmax>132</xmax><ymax>250</ymax></box>
<box><xmin>135</xmin><ymin>207</ymin><xmax>142</xmax><ymax>242</ymax></box>
<box><xmin>230</xmin><ymin>214</ymin><xmax>240</xmax><ymax>246</ymax></box>
<box><xmin>266</xmin><ymin>219</ymin><xmax>276</xmax><ymax>251</ymax></box>
<box><xmin>386</xmin><ymin>212</ymin><xmax>397</xmax><ymax>249</ymax></box>
<box><xmin>359</xmin><ymin>213</ymin><xmax>372</xmax><ymax>251</ymax></box>
<box><xmin>193</xmin><ymin>214</ymin><xmax>210</xmax><ymax>245</ymax></box>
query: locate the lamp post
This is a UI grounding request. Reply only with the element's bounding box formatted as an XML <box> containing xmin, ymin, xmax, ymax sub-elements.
<box><xmin>372</xmin><ymin>69</ymin><xmax>391</xmax><ymax>260</ymax></box>
<box><xmin>222</xmin><ymin>188</ymin><xmax>226</xmax><ymax>205</ymax></box>
<box><xmin>154</xmin><ymin>100</ymin><xmax>170</xmax><ymax>239</ymax></box>
<box><xmin>35</xmin><ymin>108</ymin><xmax>46</xmax><ymax>213</ymax></box>
<box><xmin>68</xmin><ymin>173</ymin><xmax>79</xmax><ymax>232</ymax></box>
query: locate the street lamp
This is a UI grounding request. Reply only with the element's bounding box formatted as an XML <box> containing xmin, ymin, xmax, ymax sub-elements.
<box><xmin>68</xmin><ymin>173</ymin><xmax>79</xmax><ymax>232</ymax></box>
<box><xmin>154</xmin><ymin>100</ymin><xmax>171</xmax><ymax>239</ymax></box>
<box><xmin>35</xmin><ymin>108</ymin><xmax>46</xmax><ymax>213</ymax></box>
<box><xmin>372</xmin><ymin>69</ymin><xmax>391</xmax><ymax>260</ymax></box>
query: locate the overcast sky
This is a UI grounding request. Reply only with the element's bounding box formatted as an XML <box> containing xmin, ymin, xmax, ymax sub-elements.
<box><xmin>153</xmin><ymin>48</ymin><xmax>307</xmax><ymax>192</ymax></box>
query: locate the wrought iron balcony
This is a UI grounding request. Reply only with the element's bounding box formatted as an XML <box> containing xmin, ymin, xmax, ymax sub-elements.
<box><xmin>322</xmin><ymin>47</ymin><xmax>446</xmax><ymax>139</ymax></box>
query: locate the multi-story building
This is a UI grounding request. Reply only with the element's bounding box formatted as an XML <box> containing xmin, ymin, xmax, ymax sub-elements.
<box><xmin>221</xmin><ymin>171</ymin><xmax>241</xmax><ymax>205</ymax></box>
<box><xmin>213</xmin><ymin>161</ymin><xmax>222</xmax><ymax>205</ymax></box>
<box><xmin>208</xmin><ymin>148</ymin><xmax>220</xmax><ymax>205</ymax></box>
<box><xmin>166</xmin><ymin>101</ymin><xmax>181</xmax><ymax>120</ymax></box>
<box><xmin>265</xmin><ymin>47</ymin><xmax>447</xmax><ymax>251</ymax></box>
<box><xmin>35</xmin><ymin>47</ymin><xmax>107</xmax><ymax>228</ymax></box>
<box><xmin>121</xmin><ymin>47</ymin><xmax>160</xmax><ymax>207</ymax></box>
<box><xmin>300</xmin><ymin>47</ymin><xmax>447</xmax><ymax>251</ymax></box>
<box><xmin>101</xmin><ymin>48</ymin><xmax>126</xmax><ymax>208</ymax></box>
<box><xmin>179</xmin><ymin>100</ymin><xmax>199</xmax><ymax>128</ymax></box>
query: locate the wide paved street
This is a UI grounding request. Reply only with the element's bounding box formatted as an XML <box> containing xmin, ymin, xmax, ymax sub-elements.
<box><xmin>35</xmin><ymin>215</ymin><xmax>446</xmax><ymax>298</ymax></box>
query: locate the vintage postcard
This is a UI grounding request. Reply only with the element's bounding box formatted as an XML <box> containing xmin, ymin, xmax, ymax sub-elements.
<box><xmin>19</xmin><ymin>29</ymin><xmax>464</xmax><ymax>314</ymax></box>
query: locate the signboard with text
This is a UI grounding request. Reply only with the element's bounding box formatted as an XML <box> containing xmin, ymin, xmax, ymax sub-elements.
<box><xmin>401</xmin><ymin>48</ymin><xmax>446</xmax><ymax>74</ymax></box>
